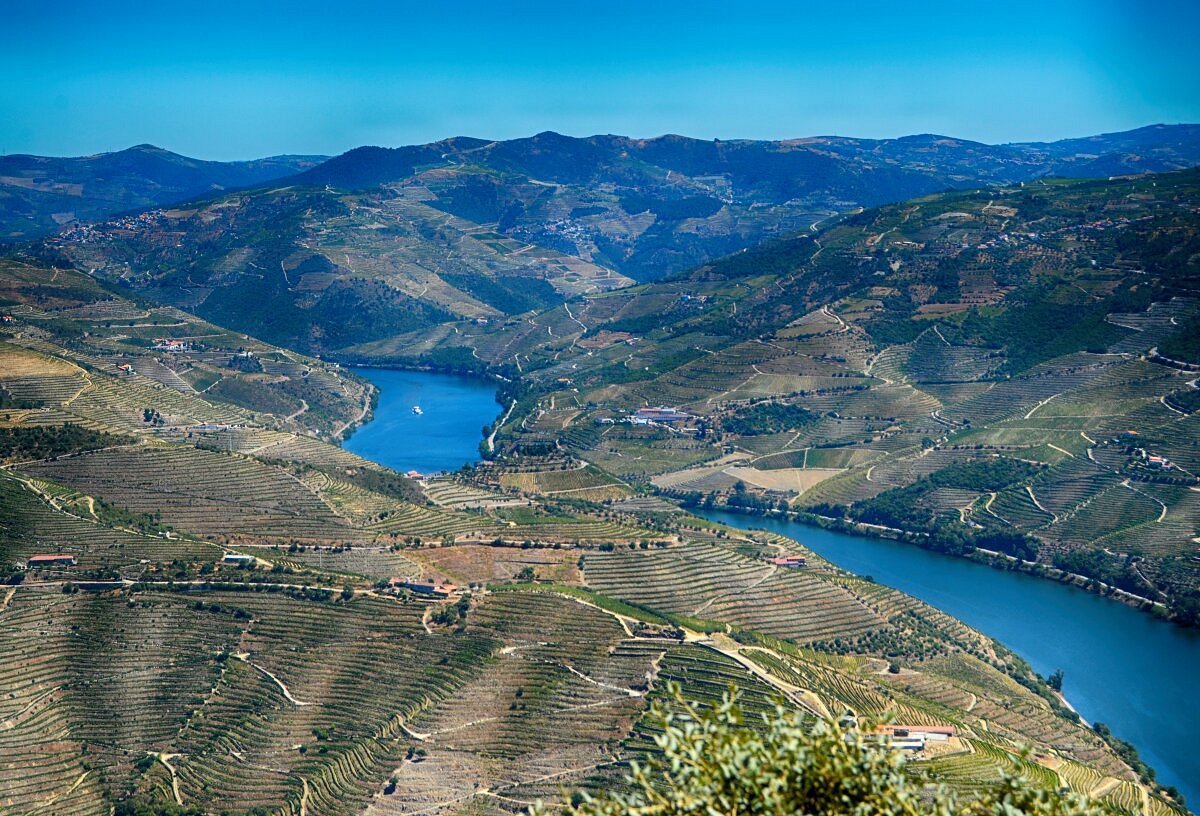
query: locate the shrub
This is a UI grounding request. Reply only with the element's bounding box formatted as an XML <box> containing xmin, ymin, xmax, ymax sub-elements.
<box><xmin>536</xmin><ymin>684</ymin><xmax>1103</xmax><ymax>816</ymax></box>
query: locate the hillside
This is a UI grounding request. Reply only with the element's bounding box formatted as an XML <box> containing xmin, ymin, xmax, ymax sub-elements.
<box><xmin>0</xmin><ymin>258</ymin><xmax>1177</xmax><ymax>815</ymax></box>
<box><xmin>40</xmin><ymin>125</ymin><xmax>1200</xmax><ymax>356</ymax></box>
<box><xmin>408</xmin><ymin>168</ymin><xmax>1200</xmax><ymax>625</ymax></box>
<box><xmin>0</xmin><ymin>145</ymin><xmax>326</xmax><ymax>240</ymax></box>
<box><xmin>293</xmin><ymin>125</ymin><xmax>1200</xmax><ymax>283</ymax></box>
<box><xmin>47</xmin><ymin>180</ymin><xmax>631</xmax><ymax>356</ymax></box>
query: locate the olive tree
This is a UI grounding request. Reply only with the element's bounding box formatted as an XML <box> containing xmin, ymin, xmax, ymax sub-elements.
<box><xmin>536</xmin><ymin>684</ymin><xmax>1104</xmax><ymax>816</ymax></box>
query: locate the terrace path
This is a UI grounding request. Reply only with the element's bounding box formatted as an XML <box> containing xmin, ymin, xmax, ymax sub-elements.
<box><xmin>233</xmin><ymin>653</ymin><xmax>313</xmax><ymax>706</ymax></box>
<box><xmin>692</xmin><ymin>563</ymin><xmax>776</xmax><ymax>618</ymax></box>
<box><xmin>703</xmin><ymin>637</ymin><xmax>829</xmax><ymax>718</ymax></box>
<box><xmin>156</xmin><ymin>754</ymin><xmax>183</xmax><ymax>805</ymax></box>
<box><xmin>543</xmin><ymin>587</ymin><xmax>832</xmax><ymax>717</ymax></box>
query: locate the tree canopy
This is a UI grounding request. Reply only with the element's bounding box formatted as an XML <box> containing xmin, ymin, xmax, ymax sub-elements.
<box><xmin>539</xmin><ymin>684</ymin><xmax>1106</xmax><ymax>816</ymax></box>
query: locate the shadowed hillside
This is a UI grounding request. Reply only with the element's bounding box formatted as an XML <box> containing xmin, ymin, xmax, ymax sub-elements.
<box><xmin>0</xmin><ymin>145</ymin><xmax>326</xmax><ymax>239</ymax></box>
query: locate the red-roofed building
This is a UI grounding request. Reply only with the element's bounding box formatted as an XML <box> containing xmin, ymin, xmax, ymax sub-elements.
<box><xmin>392</xmin><ymin>579</ymin><xmax>459</xmax><ymax>598</ymax></box>
<box><xmin>769</xmin><ymin>555</ymin><xmax>807</xmax><ymax>568</ymax></box>
<box><xmin>631</xmin><ymin>406</ymin><xmax>691</xmax><ymax>423</ymax></box>
<box><xmin>26</xmin><ymin>554</ymin><xmax>76</xmax><ymax>568</ymax></box>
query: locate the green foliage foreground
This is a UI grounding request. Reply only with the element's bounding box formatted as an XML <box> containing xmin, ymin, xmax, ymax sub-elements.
<box><xmin>538</xmin><ymin>684</ymin><xmax>1105</xmax><ymax>816</ymax></box>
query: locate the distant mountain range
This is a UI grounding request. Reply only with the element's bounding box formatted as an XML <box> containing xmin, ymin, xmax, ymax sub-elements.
<box><xmin>24</xmin><ymin>124</ymin><xmax>1200</xmax><ymax>357</ymax></box>
<box><xmin>0</xmin><ymin>144</ymin><xmax>326</xmax><ymax>239</ymax></box>
<box><xmin>288</xmin><ymin>124</ymin><xmax>1200</xmax><ymax>282</ymax></box>
<box><xmin>7</xmin><ymin>124</ymin><xmax>1199</xmax><ymax>247</ymax></box>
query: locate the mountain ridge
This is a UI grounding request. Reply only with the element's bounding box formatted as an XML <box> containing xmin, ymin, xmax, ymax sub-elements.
<box><xmin>40</xmin><ymin>125</ymin><xmax>1200</xmax><ymax>360</ymax></box>
<box><xmin>0</xmin><ymin>145</ymin><xmax>328</xmax><ymax>239</ymax></box>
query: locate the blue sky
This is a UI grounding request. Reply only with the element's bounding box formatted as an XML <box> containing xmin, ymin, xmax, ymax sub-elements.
<box><xmin>2</xmin><ymin>0</ymin><xmax>1198</xmax><ymax>159</ymax></box>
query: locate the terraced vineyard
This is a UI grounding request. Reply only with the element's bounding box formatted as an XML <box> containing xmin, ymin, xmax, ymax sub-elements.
<box><xmin>458</xmin><ymin>169</ymin><xmax>1200</xmax><ymax>627</ymax></box>
<box><xmin>2</xmin><ymin>167</ymin><xmax>1196</xmax><ymax>813</ymax></box>
<box><xmin>23</xmin><ymin>445</ymin><xmax>362</xmax><ymax>541</ymax></box>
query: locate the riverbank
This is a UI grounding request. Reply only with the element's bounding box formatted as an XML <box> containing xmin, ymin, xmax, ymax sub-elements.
<box><xmin>335</xmin><ymin>376</ymin><xmax>379</xmax><ymax>442</ymax></box>
<box><xmin>686</xmin><ymin>499</ymin><xmax>1181</xmax><ymax>627</ymax></box>
<box><xmin>697</xmin><ymin>506</ymin><xmax>1200</xmax><ymax>805</ymax></box>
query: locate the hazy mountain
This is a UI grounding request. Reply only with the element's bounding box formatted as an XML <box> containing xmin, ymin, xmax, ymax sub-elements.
<box><xmin>40</xmin><ymin>124</ymin><xmax>1200</xmax><ymax>357</ymax></box>
<box><xmin>1012</xmin><ymin>123</ymin><xmax>1200</xmax><ymax>176</ymax></box>
<box><xmin>0</xmin><ymin>144</ymin><xmax>327</xmax><ymax>239</ymax></box>
<box><xmin>285</xmin><ymin>124</ymin><xmax>1200</xmax><ymax>281</ymax></box>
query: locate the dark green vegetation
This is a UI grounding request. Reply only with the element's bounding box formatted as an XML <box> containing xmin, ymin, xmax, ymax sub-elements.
<box><xmin>0</xmin><ymin>257</ymin><xmax>1176</xmax><ymax>816</ymax></box>
<box><xmin>849</xmin><ymin>460</ymin><xmax>1044</xmax><ymax>559</ymax></box>
<box><xmin>1158</xmin><ymin>317</ymin><xmax>1200</xmax><ymax>364</ymax></box>
<box><xmin>0</xmin><ymin>423</ymin><xmax>129</xmax><ymax>462</ymax></box>
<box><xmin>723</xmin><ymin>401</ymin><xmax>817</xmax><ymax>435</ymax></box>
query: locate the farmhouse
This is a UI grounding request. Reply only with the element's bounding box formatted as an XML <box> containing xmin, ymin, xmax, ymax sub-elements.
<box><xmin>630</xmin><ymin>406</ymin><xmax>691</xmax><ymax>423</ymax></box>
<box><xmin>866</xmin><ymin>724</ymin><xmax>956</xmax><ymax>752</ymax></box>
<box><xmin>152</xmin><ymin>338</ymin><xmax>187</xmax><ymax>352</ymax></box>
<box><xmin>221</xmin><ymin>553</ymin><xmax>256</xmax><ymax>565</ymax></box>
<box><xmin>392</xmin><ymin>579</ymin><xmax>458</xmax><ymax>598</ymax></box>
<box><xmin>26</xmin><ymin>554</ymin><xmax>77</xmax><ymax>568</ymax></box>
<box><xmin>769</xmin><ymin>554</ymin><xmax>807</xmax><ymax>568</ymax></box>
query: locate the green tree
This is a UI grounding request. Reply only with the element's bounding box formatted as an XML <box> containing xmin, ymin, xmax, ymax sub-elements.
<box><xmin>537</xmin><ymin>684</ymin><xmax>1105</xmax><ymax>816</ymax></box>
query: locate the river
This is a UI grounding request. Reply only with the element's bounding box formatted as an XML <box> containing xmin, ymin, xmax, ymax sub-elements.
<box><xmin>702</xmin><ymin>510</ymin><xmax>1200</xmax><ymax>805</ymax></box>
<box><xmin>344</xmin><ymin>368</ymin><xmax>1199</xmax><ymax>805</ymax></box>
<box><xmin>343</xmin><ymin>368</ymin><xmax>501</xmax><ymax>474</ymax></box>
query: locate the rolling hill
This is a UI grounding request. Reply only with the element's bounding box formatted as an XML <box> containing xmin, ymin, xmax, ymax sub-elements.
<box><xmin>0</xmin><ymin>257</ymin><xmax>1179</xmax><ymax>816</ymax></box>
<box><xmin>0</xmin><ymin>144</ymin><xmax>327</xmax><ymax>239</ymax></box>
<box><xmin>405</xmin><ymin>167</ymin><xmax>1200</xmax><ymax>626</ymax></box>
<box><xmin>38</xmin><ymin>125</ymin><xmax>1200</xmax><ymax>357</ymax></box>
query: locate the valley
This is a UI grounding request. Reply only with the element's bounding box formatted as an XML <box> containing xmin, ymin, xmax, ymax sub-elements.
<box><xmin>0</xmin><ymin>254</ymin><xmax>1185</xmax><ymax>815</ymax></box>
<box><xmin>37</xmin><ymin>125</ymin><xmax>1200</xmax><ymax>358</ymax></box>
<box><xmin>405</xmin><ymin>168</ymin><xmax>1200</xmax><ymax>629</ymax></box>
<box><xmin>1</xmin><ymin>125</ymin><xmax>1199</xmax><ymax>816</ymax></box>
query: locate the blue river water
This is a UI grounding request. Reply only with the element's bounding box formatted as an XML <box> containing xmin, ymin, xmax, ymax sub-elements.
<box><xmin>343</xmin><ymin>368</ymin><xmax>1198</xmax><ymax>805</ymax></box>
<box><xmin>343</xmin><ymin>368</ymin><xmax>501</xmax><ymax>475</ymax></box>
<box><xmin>701</xmin><ymin>510</ymin><xmax>1200</xmax><ymax>805</ymax></box>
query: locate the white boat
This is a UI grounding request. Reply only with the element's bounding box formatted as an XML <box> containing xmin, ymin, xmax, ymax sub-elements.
<box><xmin>412</xmin><ymin>405</ymin><xmax>423</xmax><ymax>415</ymax></box>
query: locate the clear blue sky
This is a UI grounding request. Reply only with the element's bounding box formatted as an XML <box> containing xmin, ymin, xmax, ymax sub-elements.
<box><xmin>3</xmin><ymin>0</ymin><xmax>1198</xmax><ymax>160</ymax></box>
